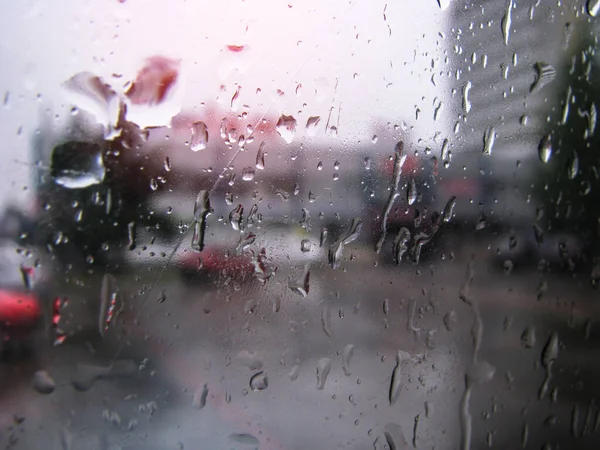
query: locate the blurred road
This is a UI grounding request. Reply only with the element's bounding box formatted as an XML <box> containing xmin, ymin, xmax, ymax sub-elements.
<box><xmin>1</xmin><ymin>237</ymin><xmax>600</xmax><ymax>450</ymax></box>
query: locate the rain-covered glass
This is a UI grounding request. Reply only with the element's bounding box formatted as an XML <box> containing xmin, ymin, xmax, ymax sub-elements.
<box><xmin>1</xmin><ymin>1</ymin><xmax>599</xmax><ymax>449</ymax></box>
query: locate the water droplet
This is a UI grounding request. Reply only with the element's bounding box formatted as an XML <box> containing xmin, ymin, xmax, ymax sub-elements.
<box><xmin>567</xmin><ymin>152</ymin><xmax>579</xmax><ymax>179</ymax></box>
<box><xmin>521</xmin><ymin>326</ymin><xmax>536</xmax><ymax>349</ymax></box>
<box><xmin>229</xmin><ymin>204</ymin><xmax>244</xmax><ymax>231</ymax></box>
<box><xmin>242</xmin><ymin>167</ymin><xmax>255</xmax><ymax>181</ymax></box>
<box><xmin>316</xmin><ymin>358</ymin><xmax>331</xmax><ymax>390</ymax></box>
<box><xmin>306</xmin><ymin>116</ymin><xmax>321</xmax><ymax>136</ymax></box>
<box><xmin>308</xmin><ymin>191</ymin><xmax>316</xmax><ymax>202</ymax></box>
<box><xmin>466</xmin><ymin>360</ymin><xmax>495</xmax><ymax>385</ymax></box>
<box><xmin>383</xmin><ymin>423</ymin><xmax>408</xmax><ymax>450</ymax></box>
<box><xmin>99</xmin><ymin>273</ymin><xmax>121</xmax><ymax>337</ymax></box>
<box><xmin>256</xmin><ymin>142</ymin><xmax>266</xmax><ymax>170</ymax></box>
<box><xmin>441</xmin><ymin>138</ymin><xmax>450</xmax><ymax>161</ymax></box>
<box><xmin>225</xmin><ymin>192</ymin><xmax>233</xmax><ymax>205</ymax></box>
<box><xmin>321</xmin><ymin>307</ymin><xmax>333</xmax><ymax>338</ymax></box>
<box><xmin>442</xmin><ymin>196</ymin><xmax>457</xmax><ymax>223</ymax></box>
<box><xmin>317</xmin><ymin>161</ymin><xmax>323</xmax><ymax>171</ymax></box>
<box><xmin>588</xmin><ymin>0</ymin><xmax>600</xmax><ymax>17</ymax></box>
<box><xmin>289</xmin><ymin>264</ymin><xmax>310</xmax><ymax>297</ymax></box>
<box><xmin>192</xmin><ymin>383</ymin><xmax>209</xmax><ymax>409</ymax></box>
<box><xmin>376</xmin><ymin>141</ymin><xmax>407</xmax><ymax>253</ymax></box>
<box><xmin>190</xmin><ymin>121</ymin><xmax>209</xmax><ymax>151</ymax></box>
<box><xmin>191</xmin><ymin>190</ymin><xmax>212</xmax><ymax>251</ymax></box>
<box><xmin>407</xmin><ymin>178</ymin><xmax>417</xmax><ymax>205</ymax></box>
<box><xmin>501</xmin><ymin>0</ymin><xmax>513</xmax><ymax>45</ymax></box>
<box><xmin>51</xmin><ymin>142</ymin><xmax>105</xmax><ymax>189</ymax></box>
<box><xmin>462</xmin><ymin>81</ymin><xmax>472</xmax><ymax>113</ymax></box>
<box><xmin>329</xmin><ymin>218</ymin><xmax>362</xmax><ymax>269</ymax></box>
<box><xmin>230</xmin><ymin>85</ymin><xmax>241</xmax><ymax>111</ymax></box>
<box><xmin>482</xmin><ymin>127</ymin><xmax>496</xmax><ymax>155</ymax></box>
<box><xmin>32</xmin><ymin>370</ymin><xmax>55</xmax><ymax>394</ymax></box>
<box><xmin>229</xmin><ymin>433</ymin><xmax>260</xmax><ymax>447</ymax></box>
<box><xmin>541</xmin><ymin>332</ymin><xmax>559</xmax><ymax>369</ymax></box>
<box><xmin>393</xmin><ymin>227</ymin><xmax>411</xmax><ymax>264</ymax></box>
<box><xmin>235</xmin><ymin>232</ymin><xmax>255</xmax><ymax>255</ymax></box>
<box><xmin>342</xmin><ymin>344</ymin><xmax>354</xmax><ymax>376</ymax></box>
<box><xmin>127</xmin><ymin>221</ymin><xmax>136</xmax><ymax>250</ymax></box>
<box><xmin>71</xmin><ymin>360</ymin><xmax>136</xmax><ymax>392</ymax></box>
<box><xmin>530</xmin><ymin>62</ymin><xmax>556</xmax><ymax>93</ymax></box>
<box><xmin>288</xmin><ymin>365</ymin><xmax>300</xmax><ymax>381</ymax></box>
<box><xmin>275</xmin><ymin>188</ymin><xmax>290</xmax><ymax>202</ymax></box>
<box><xmin>300</xmin><ymin>208</ymin><xmax>311</xmax><ymax>231</ymax></box>
<box><xmin>539</xmin><ymin>135</ymin><xmax>552</xmax><ymax>163</ymax></box>
<box><xmin>443</xmin><ymin>311</ymin><xmax>457</xmax><ymax>331</ymax></box>
<box><xmin>276</xmin><ymin>114</ymin><xmax>297</xmax><ymax>143</ymax></box>
<box><xmin>301</xmin><ymin>239</ymin><xmax>311</xmax><ymax>252</ymax></box>
<box><xmin>389</xmin><ymin>350</ymin><xmax>409</xmax><ymax>405</ymax></box>
<box><xmin>249</xmin><ymin>371</ymin><xmax>268</xmax><ymax>391</ymax></box>
<box><xmin>320</xmin><ymin>227</ymin><xmax>328</xmax><ymax>247</ymax></box>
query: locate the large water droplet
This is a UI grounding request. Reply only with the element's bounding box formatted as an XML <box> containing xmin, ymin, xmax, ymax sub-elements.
<box><xmin>539</xmin><ymin>135</ymin><xmax>552</xmax><ymax>163</ymax></box>
<box><xmin>289</xmin><ymin>264</ymin><xmax>310</xmax><ymax>297</ymax></box>
<box><xmin>530</xmin><ymin>62</ymin><xmax>556</xmax><ymax>93</ymax></box>
<box><xmin>276</xmin><ymin>114</ymin><xmax>297</xmax><ymax>143</ymax></box>
<box><xmin>192</xmin><ymin>190</ymin><xmax>212</xmax><ymax>251</ymax></box>
<box><xmin>242</xmin><ymin>167</ymin><xmax>255</xmax><ymax>181</ymax></box>
<box><xmin>71</xmin><ymin>360</ymin><xmax>136</xmax><ymax>392</ymax></box>
<box><xmin>567</xmin><ymin>152</ymin><xmax>579</xmax><ymax>179</ymax></box>
<box><xmin>389</xmin><ymin>350</ymin><xmax>409</xmax><ymax>406</ymax></box>
<box><xmin>375</xmin><ymin>141</ymin><xmax>407</xmax><ymax>253</ymax></box>
<box><xmin>99</xmin><ymin>273</ymin><xmax>120</xmax><ymax>337</ymax></box>
<box><xmin>462</xmin><ymin>81</ymin><xmax>472</xmax><ymax>113</ymax></box>
<box><xmin>256</xmin><ymin>141</ymin><xmax>266</xmax><ymax>170</ymax></box>
<box><xmin>521</xmin><ymin>326</ymin><xmax>536</xmax><ymax>349</ymax></box>
<box><xmin>33</xmin><ymin>370</ymin><xmax>56</xmax><ymax>394</ymax></box>
<box><xmin>442</xmin><ymin>196</ymin><xmax>457</xmax><ymax>223</ymax></box>
<box><xmin>301</xmin><ymin>239</ymin><xmax>312</xmax><ymax>252</ymax></box>
<box><xmin>393</xmin><ymin>227</ymin><xmax>411</xmax><ymax>264</ymax></box>
<box><xmin>51</xmin><ymin>142</ymin><xmax>105</xmax><ymax>189</ymax></box>
<box><xmin>229</xmin><ymin>204</ymin><xmax>244</xmax><ymax>231</ymax></box>
<box><xmin>306</xmin><ymin>116</ymin><xmax>321</xmax><ymax>136</ymax></box>
<box><xmin>466</xmin><ymin>360</ymin><xmax>495</xmax><ymax>385</ymax></box>
<box><xmin>501</xmin><ymin>0</ymin><xmax>513</xmax><ymax>45</ymax></box>
<box><xmin>249</xmin><ymin>371</ymin><xmax>268</xmax><ymax>391</ymax></box>
<box><xmin>407</xmin><ymin>178</ymin><xmax>417</xmax><ymax>206</ymax></box>
<box><xmin>329</xmin><ymin>217</ymin><xmax>362</xmax><ymax>269</ymax></box>
<box><xmin>482</xmin><ymin>127</ymin><xmax>496</xmax><ymax>155</ymax></box>
<box><xmin>342</xmin><ymin>344</ymin><xmax>354</xmax><ymax>376</ymax></box>
<box><xmin>316</xmin><ymin>358</ymin><xmax>331</xmax><ymax>390</ymax></box>
<box><xmin>62</xmin><ymin>72</ymin><xmax>120</xmax><ymax>139</ymax></box>
<box><xmin>321</xmin><ymin>307</ymin><xmax>333</xmax><ymax>338</ymax></box>
<box><xmin>192</xmin><ymin>383</ymin><xmax>209</xmax><ymax>409</ymax></box>
<box><xmin>229</xmin><ymin>434</ymin><xmax>260</xmax><ymax>447</ymax></box>
<box><xmin>541</xmin><ymin>332</ymin><xmax>559</xmax><ymax>369</ymax></box>
<box><xmin>588</xmin><ymin>0</ymin><xmax>600</xmax><ymax>17</ymax></box>
<box><xmin>127</xmin><ymin>221</ymin><xmax>136</xmax><ymax>250</ymax></box>
<box><xmin>383</xmin><ymin>423</ymin><xmax>408</xmax><ymax>450</ymax></box>
<box><xmin>190</xmin><ymin>121</ymin><xmax>209</xmax><ymax>151</ymax></box>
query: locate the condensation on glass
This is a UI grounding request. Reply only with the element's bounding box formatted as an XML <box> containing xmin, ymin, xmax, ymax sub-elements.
<box><xmin>0</xmin><ymin>1</ymin><xmax>599</xmax><ymax>449</ymax></box>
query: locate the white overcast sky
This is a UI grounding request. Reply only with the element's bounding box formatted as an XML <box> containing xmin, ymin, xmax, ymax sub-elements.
<box><xmin>0</xmin><ymin>0</ymin><xmax>453</xmax><ymax>208</ymax></box>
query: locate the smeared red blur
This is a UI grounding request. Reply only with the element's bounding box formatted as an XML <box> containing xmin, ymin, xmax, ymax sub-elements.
<box><xmin>0</xmin><ymin>290</ymin><xmax>41</xmax><ymax>340</ymax></box>
<box><xmin>226</xmin><ymin>45</ymin><xmax>246</xmax><ymax>53</ymax></box>
<box><xmin>126</xmin><ymin>56</ymin><xmax>180</xmax><ymax>106</ymax></box>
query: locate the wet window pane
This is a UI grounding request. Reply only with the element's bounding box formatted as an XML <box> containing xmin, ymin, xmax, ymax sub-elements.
<box><xmin>1</xmin><ymin>1</ymin><xmax>599</xmax><ymax>449</ymax></box>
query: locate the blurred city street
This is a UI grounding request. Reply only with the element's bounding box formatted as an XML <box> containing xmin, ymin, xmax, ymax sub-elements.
<box><xmin>2</xmin><ymin>236</ymin><xmax>600</xmax><ymax>449</ymax></box>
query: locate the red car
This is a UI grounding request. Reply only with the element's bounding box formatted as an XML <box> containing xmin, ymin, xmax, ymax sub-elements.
<box><xmin>0</xmin><ymin>289</ymin><xmax>42</xmax><ymax>354</ymax></box>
